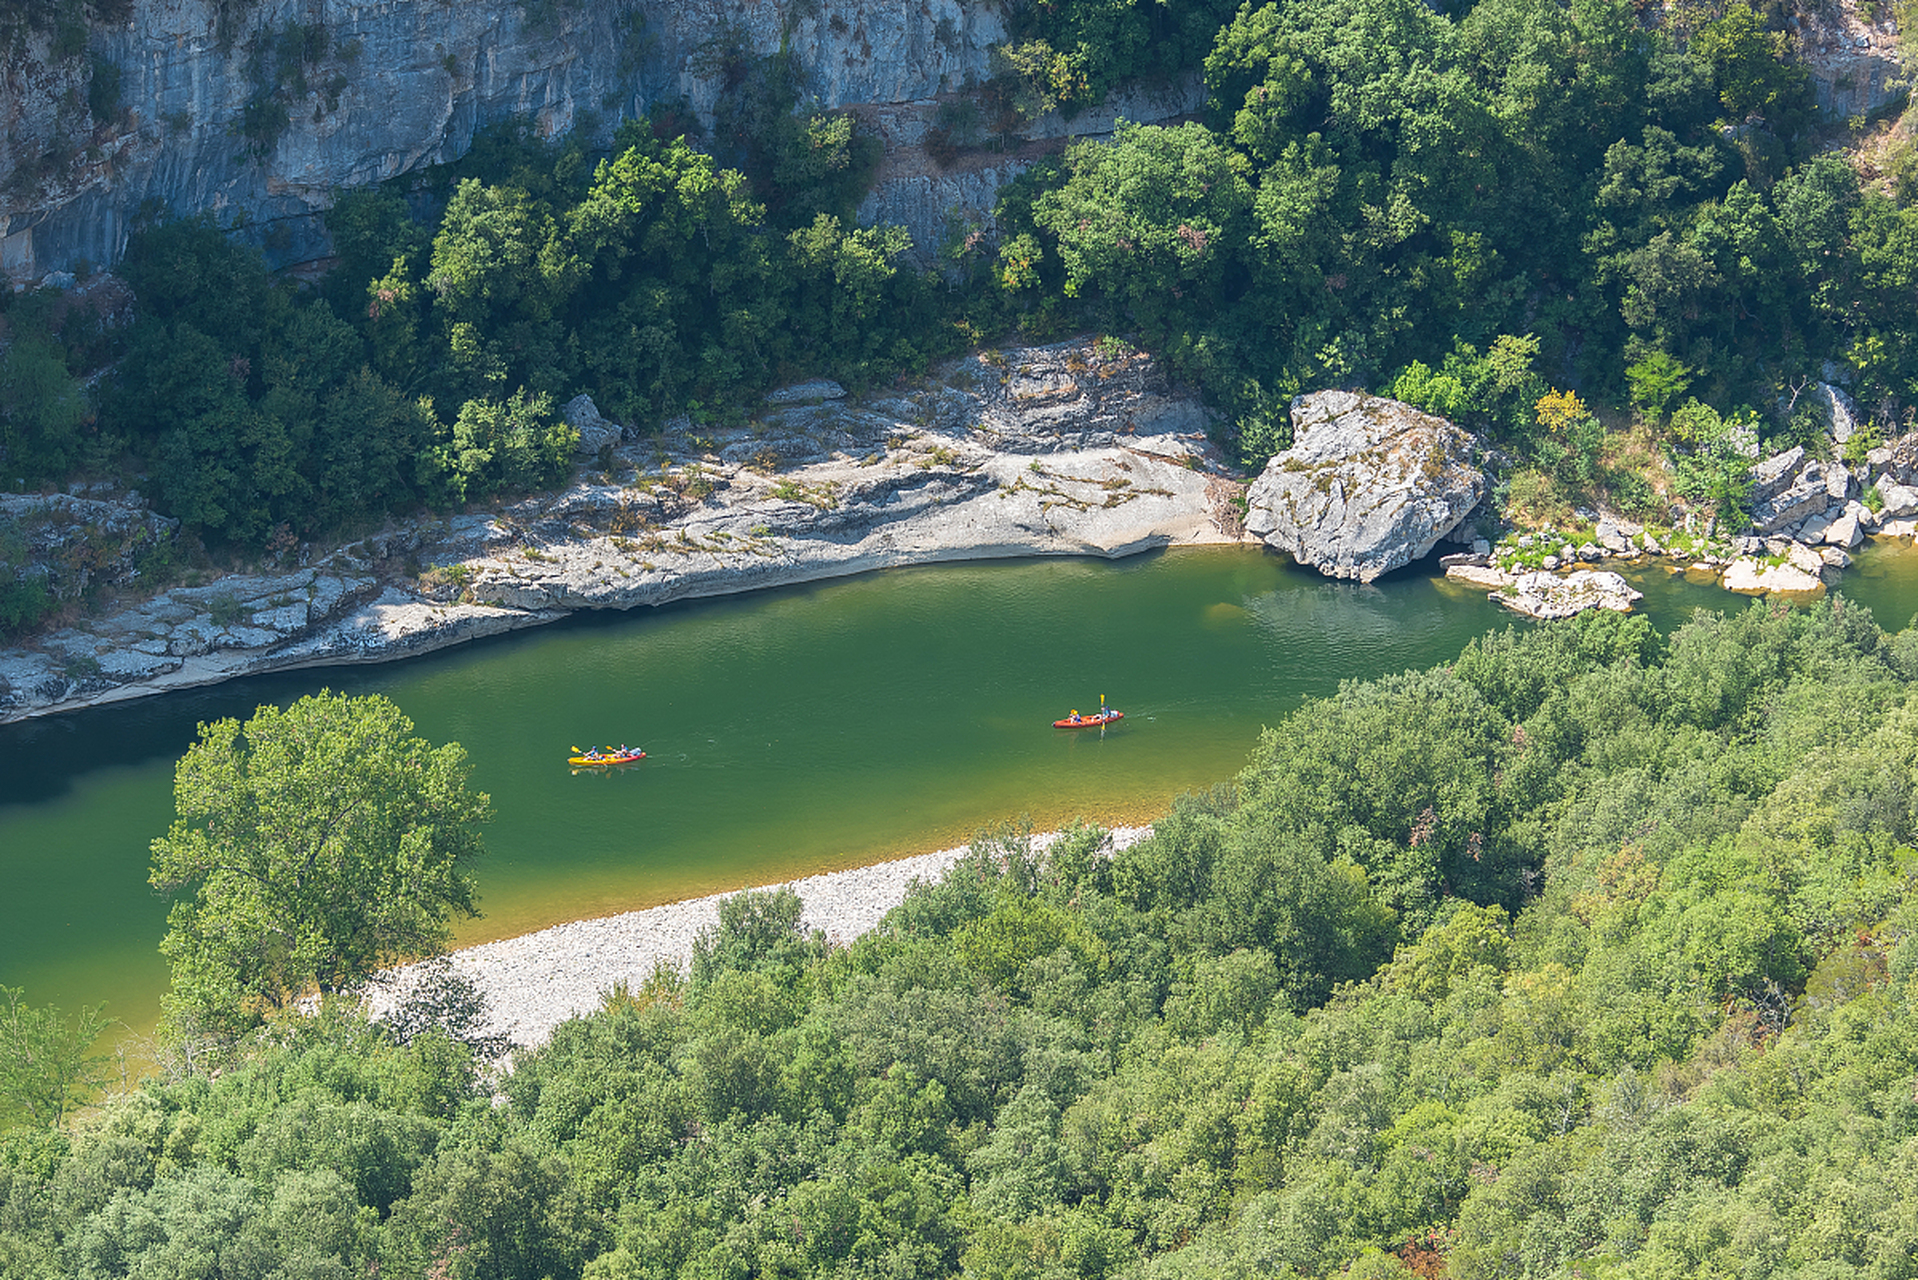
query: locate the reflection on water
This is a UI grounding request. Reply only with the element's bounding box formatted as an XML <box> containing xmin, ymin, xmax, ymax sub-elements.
<box><xmin>1241</xmin><ymin>575</ymin><xmax>1480</xmax><ymax>699</ymax></box>
<box><xmin>8</xmin><ymin>541</ymin><xmax>1918</xmax><ymax>1033</ymax></box>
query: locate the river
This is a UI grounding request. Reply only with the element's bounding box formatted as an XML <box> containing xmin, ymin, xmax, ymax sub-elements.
<box><xmin>7</xmin><ymin>543</ymin><xmax>1918</xmax><ymax>1035</ymax></box>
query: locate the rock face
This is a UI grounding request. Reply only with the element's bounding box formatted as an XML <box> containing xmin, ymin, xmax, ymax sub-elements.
<box><xmin>0</xmin><ymin>337</ymin><xmax>1242</xmax><ymax>723</ymax></box>
<box><xmin>0</xmin><ymin>0</ymin><xmax>1203</xmax><ymax>283</ymax></box>
<box><xmin>1796</xmin><ymin>5</ymin><xmax>1906</xmax><ymax>121</ymax></box>
<box><xmin>764</xmin><ymin>380</ymin><xmax>847</xmax><ymax>406</ymax></box>
<box><xmin>850</xmin><ymin>74</ymin><xmax>1205</xmax><ymax>260</ymax></box>
<box><xmin>0</xmin><ymin>491</ymin><xmax>179</xmax><ymax>606</ymax></box>
<box><xmin>1867</xmin><ymin>429</ymin><xmax>1918</xmax><ymax>519</ymax></box>
<box><xmin>1748</xmin><ymin>456</ymin><xmax>1852</xmax><ymax>534</ymax></box>
<box><xmin>1243</xmin><ymin>392</ymin><xmax>1486</xmax><ymax>583</ymax></box>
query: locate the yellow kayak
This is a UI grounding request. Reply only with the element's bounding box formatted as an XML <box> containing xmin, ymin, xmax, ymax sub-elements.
<box><xmin>569</xmin><ymin>747</ymin><xmax>646</xmax><ymax>766</ymax></box>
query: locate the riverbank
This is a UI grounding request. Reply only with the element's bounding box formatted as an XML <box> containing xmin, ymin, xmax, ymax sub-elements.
<box><xmin>368</xmin><ymin>826</ymin><xmax>1154</xmax><ymax>1049</ymax></box>
<box><xmin>0</xmin><ymin>338</ymin><xmax>1245</xmax><ymax>724</ymax></box>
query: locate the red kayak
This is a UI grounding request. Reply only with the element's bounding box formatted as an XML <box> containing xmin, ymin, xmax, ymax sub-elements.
<box><xmin>1054</xmin><ymin>709</ymin><xmax>1123</xmax><ymax>729</ymax></box>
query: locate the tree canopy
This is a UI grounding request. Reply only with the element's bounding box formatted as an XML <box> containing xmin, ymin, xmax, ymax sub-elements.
<box><xmin>5</xmin><ymin>599</ymin><xmax>1917</xmax><ymax>1276</ymax></box>
<box><xmin>149</xmin><ymin>690</ymin><xmax>491</xmax><ymax>1038</ymax></box>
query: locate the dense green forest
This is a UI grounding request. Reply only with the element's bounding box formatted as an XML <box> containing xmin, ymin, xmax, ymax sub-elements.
<box><xmin>5</xmin><ymin>0</ymin><xmax>1918</xmax><ymax>576</ymax></box>
<box><xmin>3</xmin><ymin>599</ymin><xmax>1917</xmax><ymax>1277</ymax></box>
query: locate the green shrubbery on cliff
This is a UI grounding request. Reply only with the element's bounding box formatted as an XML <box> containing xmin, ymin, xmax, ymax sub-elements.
<box><xmin>64</xmin><ymin>109</ymin><xmax>942</xmax><ymax>548</ymax></box>
<box><xmin>5</xmin><ymin>600</ymin><xmax>1918</xmax><ymax>1276</ymax></box>
<box><xmin>984</xmin><ymin>0</ymin><xmax>1918</xmax><ymax>481</ymax></box>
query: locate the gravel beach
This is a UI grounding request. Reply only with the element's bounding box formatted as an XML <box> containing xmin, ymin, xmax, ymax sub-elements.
<box><xmin>371</xmin><ymin>826</ymin><xmax>1153</xmax><ymax>1048</ymax></box>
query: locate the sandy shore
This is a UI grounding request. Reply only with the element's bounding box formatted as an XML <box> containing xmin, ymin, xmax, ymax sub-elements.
<box><xmin>370</xmin><ymin>826</ymin><xmax>1153</xmax><ymax>1048</ymax></box>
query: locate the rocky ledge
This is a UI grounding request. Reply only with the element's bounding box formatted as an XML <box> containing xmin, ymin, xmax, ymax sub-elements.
<box><xmin>1244</xmin><ymin>391</ymin><xmax>1486</xmax><ymax>583</ymax></box>
<box><xmin>0</xmin><ymin>339</ymin><xmax>1243</xmax><ymax>723</ymax></box>
<box><xmin>1445</xmin><ymin>564</ymin><xmax>1645</xmax><ymax>620</ymax></box>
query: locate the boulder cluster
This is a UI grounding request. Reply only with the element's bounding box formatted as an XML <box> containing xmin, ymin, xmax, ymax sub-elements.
<box><xmin>1242</xmin><ymin>382</ymin><xmax>1918</xmax><ymax>618</ymax></box>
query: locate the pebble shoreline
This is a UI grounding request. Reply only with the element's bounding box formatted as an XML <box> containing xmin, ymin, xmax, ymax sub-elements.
<box><xmin>371</xmin><ymin>826</ymin><xmax>1153</xmax><ymax>1049</ymax></box>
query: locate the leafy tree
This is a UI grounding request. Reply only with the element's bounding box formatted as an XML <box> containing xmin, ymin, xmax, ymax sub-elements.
<box><xmin>1034</xmin><ymin>121</ymin><xmax>1254</xmax><ymax>366</ymax></box>
<box><xmin>0</xmin><ymin>327</ymin><xmax>87</xmax><ymax>482</ymax></box>
<box><xmin>427</xmin><ymin>178</ymin><xmax>578</xmax><ymax>405</ymax></box>
<box><xmin>378</xmin><ymin>957</ymin><xmax>511</xmax><ymax>1060</ymax></box>
<box><xmin>149</xmin><ymin>691</ymin><xmax>491</xmax><ymax>1038</ymax></box>
<box><xmin>12</xmin><ymin>602</ymin><xmax>1918</xmax><ymax>1277</ymax></box>
<box><xmin>785</xmin><ymin>215</ymin><xmax>918</xmax><ymax>383</ymax></box>
<box><xmin>116</xmin><ymin>215</ymin><xmax>289</xmax><ymax>354</ymax></box>
<box><xmin>1625</xmin><ymin>348</ymin><xmax>1694</xmax><ymax>421</ymax></box>
<box><xmin>423</xmin><ymin>388</ymin><xmax>574</xmax><ymax>505</ymax></box>
<box><xmin>1667</xmin><ymin>398</ymin><xmax>1756</xmax><ymax>523</ymax></box>
<box><xmin>1690</xmin><ymin>3</ymin><xmax>1808</xmax><ymax>122</ymax></box>
<box><xmin>565</xmin><ymin>123</ymin><xmax>785</xmax><ymax>419</ymax></box>
<box><xmin>0</xmin><ymin>986</ymin><xmax>111</xmax><ymax>1129</ymax></box>
<box><xmin>1011</xmin><ymin>0</ymin><xmax>1242</xmax><ymax>109</ymax></box>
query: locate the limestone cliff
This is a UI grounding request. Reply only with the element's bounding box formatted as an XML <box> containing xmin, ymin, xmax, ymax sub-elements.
<box><xmin>0</xmin><ymin>0</ymin><xmax>1203</xmax><ymax>283</ymax></box>
<box><xmin>1</xmin><ymin>0</ymin><xmax>1016</xmax><ymax>281</ymax></box>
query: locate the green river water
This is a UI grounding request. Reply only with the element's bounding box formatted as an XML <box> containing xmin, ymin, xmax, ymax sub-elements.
<box><xmin>9</xmin><ymin>542</ymin><xmax>1918</xmax><ymax>1036</ymax></box>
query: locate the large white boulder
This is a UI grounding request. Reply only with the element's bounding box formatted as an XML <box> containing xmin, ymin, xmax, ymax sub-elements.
<box><xmin>1244</xmin><ymin>392</ymin><xmax>1486</xmax><ymax>583</ymax></box>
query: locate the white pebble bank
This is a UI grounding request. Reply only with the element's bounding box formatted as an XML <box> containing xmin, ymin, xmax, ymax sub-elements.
<box><xmin>371</xmin><ymin>826</ymin><xmax>1152</xmax><ymax>1048</ymax></box>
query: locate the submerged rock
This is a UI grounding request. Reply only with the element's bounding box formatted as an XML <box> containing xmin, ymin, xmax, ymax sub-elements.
<box><xmin>1244</xmin><ymin>392</ymin><xmax>1486</xmax><ymax>583</ymax></box>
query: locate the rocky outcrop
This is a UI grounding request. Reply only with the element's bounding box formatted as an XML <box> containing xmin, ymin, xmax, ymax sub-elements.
<box><xmin>1749</xmin><ymin>446</ymin><xmax>1808</xmax><ymax>503</ymax></box>
<box><xmin>1243</xmin><ymin>392</ymin><xmax>1485</xmax><ymax>583</ymax></box>
<box><xmin>1748</xmin><ymin>456</ymin><xmax>1854</xmax><ymax>534</ymax></box>
<box><xmin>1491</xmin><ymin>569</ymin><xmax>1643</xmax><ymax>620</ymax></box>
<box><xmin>1722</xmin><ymin>556</ymin><xmax>1827</xmax><ymax>595</ymax></box>
<box><xmin>1866</xmin><ymin>428</ymin><xmax>1918</xmax><ymax>520</ymax></box>
<box><xmin>3</xmin><ymin>0</ymin><xmax>1012</xmax><ymax>280</ymax></box>
<box><xmin>850</xmin><ymin>75</ymin><xmax>1206</xmax><ymax>260</ymax></box>
<box><xmin>0</xmin><ymin>337</ymin><xmax>1242</xmax><ymax>722</ymax></box>
<box><xmin>0</xmin><ymin>491</ymin><xmax>179</xmax><ymax>606</ymax></box>
<box><xmin>1442</xmin><ymin>562</ymin><xmax>1643</xmax><ymax>620</ymax></box>
<box><xmin>1794</xmin><ymin>2</ymin><xmax>1906</xmax><ymax>121</ymax></box>
<box><xmin>562</xmin><ymin>395</ymin><xmax>623</xmax><ymax>457</ymax></box>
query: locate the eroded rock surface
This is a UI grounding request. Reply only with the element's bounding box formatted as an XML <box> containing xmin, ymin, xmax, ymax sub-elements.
<box><xmin>2</xmin><ymin>0</ymin><xmax>1200</xmax><ymax>283</ymax></box>
<box><xmin>1721</xmin><ymin>557</ymin><xmax>1827</xmax><ymax>595</ymax></box>
<box><xmin>1243</xmin><ymin>392</ymin><xmax>1485</xmax><ymax>583</ymax></box>
<box><xmin>1492</xmin><ymin>569</ymin><xmax>1643</xmax><ymax>620</ymax></box>
<box><xmin>0</xmin><ymin>338</ymin><xmax>1241</xmax><ymax>723</ymax></box>
<box><xmin>562</xmin><ymin>395</ymin><xmax>624</xmax><ymax>457</ymax></box>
